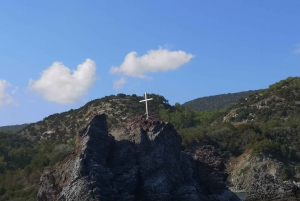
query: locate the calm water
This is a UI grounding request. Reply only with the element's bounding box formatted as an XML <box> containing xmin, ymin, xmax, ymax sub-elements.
<box><xmin>235</xmin><ymin>192</ymin><xmax>246</xmax><ymax>200</ymax></box>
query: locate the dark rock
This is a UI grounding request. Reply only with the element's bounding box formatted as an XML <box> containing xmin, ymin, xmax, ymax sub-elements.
<box><xmin>37</xmin><ymin>115</ymin><xmax>239</xmax><ymax>201</ymax></box>
<box><xmin>246</xmin><ymin>173</ymin><xmax>300</xmax><ymax>201</ymax></box>
<box><xmin>194</xmin><ymin>145</ymin><xmax>226</xmax><ymax>172</ymax></box>
<box><xmin>194</xmin><ymin>145</ymin><xmax>239</xmax><ymax>201</ymax></box>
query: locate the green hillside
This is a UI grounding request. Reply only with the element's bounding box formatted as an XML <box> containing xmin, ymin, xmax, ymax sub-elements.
<box><xmin>1</xmin><ymin>77</ymin><xmax>300</xmax><ymax>200</ymax></box>
<box><xmin>158</xmin><ymin>77</ymin><xmax>300</xmax><ymax>162</ymax></box>
<box><xmin>224</xmin><ymin>76</ymin><xmax>300</xmax><ymax>123</ymax></box>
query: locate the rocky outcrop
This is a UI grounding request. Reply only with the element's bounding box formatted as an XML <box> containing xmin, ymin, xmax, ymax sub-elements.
<box><xmin>246</xmin><ymin>174</ymin><xmax>300</xmax><ymax>201</ymax></box>
<box><xmin>226</xmin><ymin>152</ymin><xmax>289</xmax><ymax>192</ymax></box>
<box><xmin>194</xmin><ymin>145</ymin><xmax>238</xmax><ymax>201</ymax></box>
<box><xmin>37</xmin><ymin>114</ymin><xmax>239</xmax><ymax>201</ymax></box>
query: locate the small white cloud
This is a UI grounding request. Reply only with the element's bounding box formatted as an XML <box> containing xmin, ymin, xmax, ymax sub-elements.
<box><xmin>113</xmin><ymin>77</ymin><xmax>127</xmax><ymax>89</ymax></box>
<box><xmin>0</xmin><ymin>80</ymin><xmax>15</xmax><ymax>108</ymax></box>
<box><xmin>11</xmin><ymin>87</ymin><xmax>18</xmax><ymax>95</ymax></box>
<box><xmin>29</xmin><ymin>59</ymin><xmax>96</xmax><ymax>104</ymax></box>
<box><xmin>294</xmin><ymin>48</ymin><xmax>300</xmax><ymax>54</ymax></box>
<box><xmin>110</xmin><ymin>48</ymin><xmax>194</xmax><ymax>78</ymax></box>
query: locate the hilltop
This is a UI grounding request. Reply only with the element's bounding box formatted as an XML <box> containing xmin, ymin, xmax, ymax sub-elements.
<box><xmin>19</xmin><ymin>93</ymin><xmax>169</xmax><ymax>142</ymax></box>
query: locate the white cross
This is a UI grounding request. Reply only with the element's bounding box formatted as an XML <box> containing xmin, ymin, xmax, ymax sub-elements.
<box><xmin>139</xmin><ymin>92</ymin><xmax>153</xmax><ymax>120</ymax></box>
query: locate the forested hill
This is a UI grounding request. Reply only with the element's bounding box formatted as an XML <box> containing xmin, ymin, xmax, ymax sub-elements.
<box><xmin>0</xmin><ymin>123</ymin><xmax>29</xmax><ymax>132</ymax></box>
<box><xmin>183</xmin><ymin>90</ymin><xmax>260</xmax><ymax>111</ymax></box>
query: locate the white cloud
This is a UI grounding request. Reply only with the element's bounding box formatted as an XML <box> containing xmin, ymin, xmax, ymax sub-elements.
<box><xmin>0</xmin><ymin>80</ymin><xmax>15</xmax><ymax>108</ymax></box>
<box><xmin>11</xmin><ymin>87</ymin><xmax>18</xmax><ymax>95</ymax></box>
<box><xmin>113</xmin><ymin>77</ymin><xmax>127</xmax><ymax>89</ymax></box>
<box><xmin>29</xmin><ymin>59</ymin><xmax>96</xmax><ymax>104</ymax></box>
<box><xmin>294</xmin><ymin>48</ymin><xmax>300</xmax><ymax>54</ymax></box>
<box><xmin>110</xmin><ymin>48</ymin><xmax>194</xmax><ymax>78</ymax></box>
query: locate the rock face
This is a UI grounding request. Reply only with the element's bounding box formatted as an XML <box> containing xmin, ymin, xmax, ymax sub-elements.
<box><xmin>226</xmin><ymin>152</ymin><xmax>288</xmax><ymax>192</ymax></box>
<box><xmin>37</xmin><ymin>114</ymin><xmax>239</xmax><ymax>201</ymax></box>
<box><xmin>246</xmin><ymin>174</ymin><xmax>300</xmax><ymax>201</ymax></box>
<box><xmin>194</xmin><ymin>145</ymin><xmax>238</xmax><ymax>201</ymax></box>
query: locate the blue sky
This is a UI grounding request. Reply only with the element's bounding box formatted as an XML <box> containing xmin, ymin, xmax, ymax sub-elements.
<box><xmin>0</xmin><ymin>1</ymin><xmax>299</xmax><ymax>126</ymax></box>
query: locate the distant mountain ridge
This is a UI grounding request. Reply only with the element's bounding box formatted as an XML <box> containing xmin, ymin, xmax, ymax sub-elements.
<box><xmin>183</xmin><ymin>90</ymin><xmax>260</xmax><ymax>111</ymax></box>
<box><xmin>0</xmin><ymin>123</ymin><xmax>29</xmax><ymax>132</ymax></box>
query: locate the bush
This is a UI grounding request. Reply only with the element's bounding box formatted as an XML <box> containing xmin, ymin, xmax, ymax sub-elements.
<box><xmin>30</xmin><ymin>154</ymin><xmax>50</xmax><ymax>171</ymax></box>
<box><xmin>117</xmin><ymin>93</ymin><xmax>126</xmax><ymax>98</ymax></box>
<box><xmin>281</xmin><ymin>167</ymin><xmax>290</xmax><ymax>180</ymax></box>
<box><xmin>67</xmin><ymin>139</ymin><xmax>76</xmax><ymax>148</ymax></box>
<box><xmin>252</xmin><ymin>139</ymin><xmax>281</xmax><ymax>156</ymax></box>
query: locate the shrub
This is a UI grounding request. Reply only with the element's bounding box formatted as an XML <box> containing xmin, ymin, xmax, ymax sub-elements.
<box><xmin>30</xmin><ymin>155</ymin><xmax>50</xmax><ymax>171</ymax></box>
<box><xmin>252</xmin><ymin>139</ymin><xmax>281</xmax><ymax>156</ymax></box>
<box><xmin>67</xmin><ymin>139</ymin><xmax>76</xmax><ymax>147</ymax></box>
<box><xmin>281</xmin><ymin>167</ymin><xmax>290</xmax><ymax>180</ymax></box>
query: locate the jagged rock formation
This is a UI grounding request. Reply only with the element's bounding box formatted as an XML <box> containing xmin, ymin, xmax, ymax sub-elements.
<box><xmin>194</xmin><ymin>145</ymin><xmax>227</xmax><ymax>198</ymax></box>
<box><xmin>246</xmin><ymin>174</ymin><xmax>300</xmax><ymax>201</ymax></box>
<box><xmin>37</xmin><ymin>114</ymin><xmax>240</xmax><ymax>201</ymax></box>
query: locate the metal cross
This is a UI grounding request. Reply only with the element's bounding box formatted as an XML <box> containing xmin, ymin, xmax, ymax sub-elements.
<box><xmin>139</xmin><ymin>92</ymin><xmax>153</xmax><ymax>120</ymax></box>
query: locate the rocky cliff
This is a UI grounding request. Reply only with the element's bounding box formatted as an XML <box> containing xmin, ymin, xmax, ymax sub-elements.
<box><xmin>246</xmin><ymin>174</ymin><xmax>300</xmax><ymax>201</ymax></box>
<box><xmin>194</xmin><ymin>145</ymin><xmax>236</xmax><ymax>201</ymax></box>
<box><xmin>227</xmin><ymin>152</ymin><xmax>283</xmax><ymax>191</ymax></box>
<box><xmin>226</xmin><ymin>151</ymin><xmax>298</xmax><ymax>192</ymax></box>
<box><xmin>37</xmin><ymin>114</ymin><xmax>239</xmax><ymax>201</ymax></box>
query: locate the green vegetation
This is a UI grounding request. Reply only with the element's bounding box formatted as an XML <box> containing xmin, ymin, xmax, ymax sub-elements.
<box><xmin>159</xmin><ymin>105</ymin><xmax>253</xmax><ymax>157</ymax></box>
<box><xmin>0</xmin><ymin>124</ymin><xmax>29</xmax><ymax>133</ymax></box>
<box><xmin>269</xmin><ymin>77</ymin><xmax>300</xmax><ymax>91</ymax></box>
<box><xmin>160</xmin><ymin>108</ymin><xmax>300</xmax><ymax>160</ymax></box>
<box><xmin>1</xmin><ymin>76</ymin><xmax>300</xmax><ymax>200</ymax></box>
<box><xmin>0</xmin><ymin>131</ymin><xmax>73</xmax><ymax>200</ymax></box>
<box><xmin>159</xmin><ymin>103</ymin><xmax>221</xmax><ymax>130</ymax></box>
<box><xmin>159</xmin><ymin>77</ymin><xmax>300</xmax><ymax>161</ymax></box>
<box><xmin>228</xmin><ymin>76</ymin><xmax>300</xmax><ymax>123</ymax></box>
<box><xmin>281</xmin><ymin>167</ymin><xmax>291</xmax><ymax>181</ymax></box>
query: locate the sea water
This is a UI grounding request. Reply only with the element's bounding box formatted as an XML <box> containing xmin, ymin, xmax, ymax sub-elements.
<box><xmin>234</xmin><ymin>192</ymin><xmax>246</xmax><ymax>200</ymax></box>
